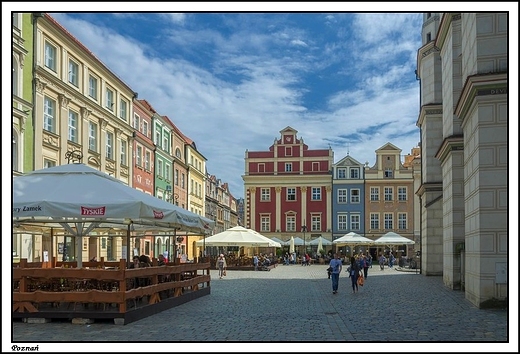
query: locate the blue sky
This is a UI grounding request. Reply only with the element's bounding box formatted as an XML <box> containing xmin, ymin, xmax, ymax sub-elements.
<box><xmin>4</xmin><ymin>3</ymin><xmax>517</xmax><ymax>203</ymax></box>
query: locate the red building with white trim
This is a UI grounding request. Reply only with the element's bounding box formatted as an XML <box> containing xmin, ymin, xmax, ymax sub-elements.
<box><xmin>243</xmin><ymin>127</ymin><xmax>333</xmax><ymax>247</ymax></box>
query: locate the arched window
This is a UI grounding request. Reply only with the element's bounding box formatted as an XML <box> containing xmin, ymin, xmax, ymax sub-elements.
<box><xmin>12</xmin><ymin>129</ymin><xmax>18</xmax><ymax>172</ymax></box>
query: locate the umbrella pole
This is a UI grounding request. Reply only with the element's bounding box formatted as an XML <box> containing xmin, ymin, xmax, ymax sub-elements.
<box><xmin>126</xmin><ymin>224</ymin><xmax>131</xmax><ymax>269</ymax></box>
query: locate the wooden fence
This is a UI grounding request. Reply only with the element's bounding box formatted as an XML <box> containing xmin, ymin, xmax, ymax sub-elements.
<box><xmin>13</xmin><ymin>258</ymin><xmax>211</xmax><ymax>325</ymax></box>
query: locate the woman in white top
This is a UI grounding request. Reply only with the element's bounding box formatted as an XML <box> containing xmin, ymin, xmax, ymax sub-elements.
<box><xmin>217</xmin><ymin>254</ymin><xmax>227</xmax><ymax>279</ymax></box>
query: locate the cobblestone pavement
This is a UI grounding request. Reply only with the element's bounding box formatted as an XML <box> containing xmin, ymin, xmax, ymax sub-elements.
<box><xmin>8</xmin><ymin>264</ymin><xmax>514</xmax><ymax>352</ymax></box>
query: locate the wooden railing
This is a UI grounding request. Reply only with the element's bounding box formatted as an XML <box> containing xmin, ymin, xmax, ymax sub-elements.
<box><xmin>13</xmin><ymin>259</ymin><xmax>211</xmax><ymax>317</ymax></box>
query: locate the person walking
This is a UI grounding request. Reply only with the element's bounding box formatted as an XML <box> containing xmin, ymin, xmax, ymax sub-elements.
<box><xmin>348</xmin><ymin>256</ymin><xmax>362</xmax><ymax>293</ymax></box>
<box><xmin>329</xmin><ymin>253</ymin><xmax>343</xmax><ymax>294</ymax></box>
<box><xmin>379</xmin><ymin>253</ymin><xmax>386</xmax><ymax>270</ymax></box>
<box><xmin>217</xmin><ymin>254</ymin><xmax>227</xmax><ymax>279</ymax></box>
<box><xmin>253</xmin><ymin>254</ymin><xmax>259</xmax><ymax>271</ymax></box>
<box><xmin>361</xmin><ymin>253</ymin><xmax>370</xmax><ymax>278</ymax></box>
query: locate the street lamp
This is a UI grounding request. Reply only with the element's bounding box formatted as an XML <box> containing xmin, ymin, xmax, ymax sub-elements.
<box><xmin>302</xmin><ymin>225</ymin><xmax>307</xmax><ymax>255</ymax></box>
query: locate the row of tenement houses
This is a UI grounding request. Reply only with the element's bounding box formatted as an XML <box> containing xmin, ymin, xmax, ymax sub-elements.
<box><xmin>13</xmin><ymin>13</ymin><xmax>508</xmax><ymax>308</ymax></box>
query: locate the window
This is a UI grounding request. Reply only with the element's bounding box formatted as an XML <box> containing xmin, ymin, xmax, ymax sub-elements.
<box><xmin>285</xmin><ymin>163</ymin><xmax>292</xmax><ymax>172</ymax></box>
<box><xmin>88</xmin><ymin>122</ymin><xmax>97</xmax><ymax>151</ymax></box>
<box><xmin>181</xmin><ymin>173</ymin><xmax>185</xmax><ymax>188</ymax></box>
<box><xmin>311</xmin><ymin>215</ymin><xmax>321</xmax><ymax>232</ymax></box>
<box><xmin>133</xmin><ymin>114</ymin><xmax>140</xmax><ymax>130</ymax></box>
<box><xmin>175</xmin><ymin>169</ymin><xmax>179</xmax><ymax>185</ymax></box>
<box><xmin>120</xmin><ymin>140</ymin><xmax>127</xmax><ymax>165</ymax></box>
<box><xmin>384</xmin><ymin>187</ymin><xmax>393</xmax><ymax>201</ymax></box>
<box><xmin>398</xmin><ymin>187</ymin><xmax>407</xmax><ymax>201</ymax></box>
<box><xmin>384</xmin><ymin>168</ymin><xmax>393</xmax><ymax>178</ymax></box>
<box><xmin>175</xmin><ymin>148</ymin><xmax>181</xmax><ymax>158</ymax></box>
<box><xmin>44</xmin><ymin>42</ymin><xmax>56</xmax><ymax>71</ymax></box>
<box><xmin>88</xmin><ymin>75</ymin><xmax>98</xmax><ymax>100</ymax></box>
<box><xmin>285</xmin><ymin>147</ymin><xmax>292</xmax><ymax>156</ymax></box>
<box><xmin>106</xmin><ymin>87</ymin><xmax>114</xmax><ymax>110</ymax></box>
<box><xmin>261</xmin><ymin>188</ymin><xmax>270</xmax><ymax>201</ymax></box>
<box><xmin>287</xmin><ymin>188</ymin><xmax>296</xmax><ymax>201</ymax></box>
<box><xmin>311</xmin><ymin>187</ymin><xmax>321</xmax><ymax>201</ymax></box>
<box><xmin>338</xmin><ymin>214</ymin><xmax>347</xmax><ymax>230</ymax></box>
<box><xmin>43</xmin><ymin>159</ymin><xmax>56</xmax><ymax>169</ymax></box>
<box><xmin>106</xmin><ymin>131</ymin><xmax>113</xmax><ymax>159</ymax></box>
<box><xmin>155</xmin><ymin>130</ymin><xmax>160</xmax><ymax>145</ymax></box>
<box><xmin>286</xmin><ymin>216</ymin><xmax>296</xmax><ymax>232</ymax></box>
<box><xmin>43</xmin><ymin>97</ymin><xmax>55</xmax><ymax>133</ymax></box>
<box><xmin>350</xmin><ymin>168</ymin><xmax>360</xmax><ymax>179</ymax></box>
<box><xmin>398</xmin><ymin>213</ymin><xmax>407</xmax><ymax>230</ymax></box>
<box><xmin>157</xmin><ymin>160</ymin><xmax>163</xmax><ymax>177</ymax></box>
<box><xmin>370</xmin><ymin>187</ymin><xmax>379</xmax><ymax>201</ymax></box>
<box><xmin>350</xmin><ymin>189</ymin><xmax>360</xmax><ymax>203</ymax></box>
<box><xmin>12</xmin><ymin>130</ymin><xmax>18</xmax><ymax>172</ymax></box>
<box><xmin>68</xmin><ymin>59</ymin><xmax>79</xmax><ymax>86</ymax></box>
<box><xmin>337</xmin><ymin>168</ymin><xmax>346</xmax><ymax>179</ymax></box>
<box><xmin>136</xmin><ymin>146</ymin><xmax>142</xmax><ymax>166</ymax></box>
<box><xmin>338</xmin><ymin>189</ymin><xmax>347</xmax><ymax>203</ymax></box>
<box><xmin>119</xmin><ymin>99</ymin><xmax>127</xmax><ymax>121</ymax></box>
<box><xmin>163</xmin><ymin>135</ymin><xmax>168</xmax><ymax>152</ymax></box>
<box><xmin>165</xmin><ymin>164</ymin><xmax>170</xmax><ymax>181</ymax></box>
<box><xmin>370</xmin><ymin>213</ymin><xmax>379</xmax><ymax>230</ymax></box>
<box><xmin>145</xmin><ymin>151</ymin><xmax>150</xmax><ymax>170</ymax></box>
<box><xmin>190</xmin><ymin>179</ymin><xmax>193</xmax><ymax>194</ymax></box>
<box><xmin>350</xmin><ymin>214</ymin><xmax>360</xmax><ymax>231</ymax></box>
<box><xmin>68</xmin><ymin>110</ymin><xmax>78</xmax><ymax>142</ymax></box>
<box><xmin>384</xmin><ymin>213</ymin><xmax>393</xmax><ymax>229</ymax></box>
<box><xmin>143</xmin><ymin>121</ymin><xmax>148</xmax><ymax>137</ymax></box>
<box><xmin>260</xmin><ymin>216</ymin><xmax>270</xmax><ymax>232</ymax></box>
<box><xmin>426</xmin><ymin>32</ymin><xmax>432</xmax><ymax>42</ymax></box>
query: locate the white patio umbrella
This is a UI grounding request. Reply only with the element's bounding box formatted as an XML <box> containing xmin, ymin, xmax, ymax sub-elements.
<box><xmin>333</xmin><ymin>232</ymin><xmax>373</xmax><ymax>246</ymax></box>
<box><xmin>289</xmin><ymin>236</ymin><xmax>295</xmax><ymax>254</ymax></box>
<box><xmin>373</xmin><ymin>232</ymin><xmax>415</xmax><ymax>246</ymax></box>
<box><xmin>308</xmin><ymin>236</ymin><xmax>332</xmax><ymax>247</ymax></box>
<box><xmin>195</xmin><ymin>226</ymin><xmax>281</xmax><ymax>247</ymax></box>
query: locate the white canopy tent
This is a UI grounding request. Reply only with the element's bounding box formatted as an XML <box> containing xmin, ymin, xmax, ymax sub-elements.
<box><xmin>13</xmin><ymin>163</ymin><xmax>215</xmax><ymax>267</ymax></box>
<box><xmin>333</xmin><ymin>232</ymin><xmax>373</xmax><ymax>246</ymax></box>
<box><xmin>308</xmin><ymin>236</ymin><xmax>333</xmax><ymax>246</ymax></box>
<box><xmin>373</xmin><ymin>232</ymin><xmax>415</xmax><ymax>246</ymax></box>
<box><xmin>195</xmin><ymin>226</ymin><xmax>282</xmax><ymax>248</ymax></box>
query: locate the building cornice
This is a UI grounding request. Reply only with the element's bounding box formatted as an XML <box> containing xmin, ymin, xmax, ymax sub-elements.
<box><xmin>435</xmin><ymin>13</ymin><xmax>461</xmax><ymax>51</ymax></box>
<box><xmin>416</xmin><ymin>182</ymin><xmax>443</xmax><ymax>197</ymax></box>
<box><xmin>435</xmin><ymin>135</ymin><xmax>464</xmax><ymax>163</ymax></box>
<box><xmin>455</xmin><ymin>73</ymin><xmax>508</xmax><ymax>125</ymax></box>
<box><xmin>417</xmin><ymin>103</ymin><xmax>443</xmax><ymax>127</ymax></box>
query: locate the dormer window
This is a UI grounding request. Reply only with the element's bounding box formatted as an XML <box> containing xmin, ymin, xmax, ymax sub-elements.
<box><xmin>384</xmin><ymin>168</ymin><xmax>393</xmax><ymax>178</ymax></box>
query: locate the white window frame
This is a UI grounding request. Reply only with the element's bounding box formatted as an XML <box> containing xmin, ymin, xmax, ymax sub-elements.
<box><xmin>133</xmin><ymin>113</ymin><xmax>140</xmax><ymax>130</ymax></box>
<box><xmin>398</xmin><ymin>213</ymin><xmax>407</xmax><ymax>230</ymax></box>
<box><xmin>311</xmin><ymin>215</ymin><xmax>321</xmax><ymax>232</ymax></box>
<box><xmin>370</xmin><ymin>213</ymin><xmax>379</xmax><ymax>230</ymax></box>
<box><xmin>43</xmin><ymin>97</ymin><xmax>55</xmax><ymax>133</ymax></box>
<box><xmin>312</xmin><ymin>162</ymin><xmax>319</xmax><ymax>172</ymax></box>
<box><xmin>136</xmin><ymin>146</ymin><xmax>142</xmax><ymax>166</ymax></box>
<box><xmin>350</xmin><ymin>214</ymin><xmax>360</xmax><ymax>231</ymax></box>
<box><xmin>120</xmin><ymin>140</ymin><xmax>127</xmax><ymax>166</ymax></box>
<box><xmin>157</xmin><ymin>160</ymin><xmax>163</xmax><ymax>177</ymax></box>
<box><xmin>261</xmin><ymin>188</ymin><xmax>270</xmax><ymax>201</ymax></box>
<box><xmin>88</xmin><ymin>75</ymin><xmax>98</xmax><ymax>100</ymax></box>
<box><xmin>145</xmin><ymin>151</ymin><xmax>150</xmax><ymax>170</ymax></box>
<box><xmin>398</xmin><ymin>187</ymin><xmax>407</xmax><ymax>201</ymax></box>
<box><xmin>163</xmin><ymin>135</ymin><xmax>168</xmax><ymax>152</ymax></box>
<box><xmin>44</xmin><ymin>41</ymin><xmax>56</xmax><ymax>72</ymax></box>
<box><xmin>287</xmin><ymin>188</ymin><xmax>296</xmax><ymax>201</ymax></box>
<box><xmin>119</xmin><ymin>99</ymin><xmax>127</xmax><ymax>121</ymax></box>
<box><xmin>155</xmin><ymin>130</ymin><xmax>160</xmax><ymax>145</ymax></box>
<box><xmin>286</xmin><ymin>215</ymin><xmax>296</xmax><ymax>232</ymax></box>
<box><xmin>311</xmin><ymin>187</ymin><xmax>321</xmax><ymax>201</ymax></box>
<box><xmin>88</xmin><ymin>122</ymin><xmax>97</xmax><ymax>151</ymax></box>
<box><xmin>384</xmin><ymin>187</ymin><xmax>393</xmax><ymax>201</ymax></box>
<box><xmin>350</xmin><ymin>189</ymin><xmax>360</xmax><ymax>203</ymax></box>
<box><xmin>338</xmin><ymin>214</ymin><xmax>347</xmax><ymax>230</ymax></box>
<box><xmin>68</xmin><ymin>58</ymin><xmax>79</xmax><ymax>87</ymax></box>
<box><xmin>43</xmin><ymin>158</ymin><xmax>56</xmax><ymax>169</ymax></box>
<box><xmin>370</xmin><ymin>187</ymin><xmax>379</xmax><ymax>201</ymax></box>
<box><xmin>175</xmin><ymin>169</ymin><xmax>179</xmax><ymax>185</ymax></box>
<box><xmin>337</xmin><ymin>168</ymin><xmax>346</xmax><ymax>179</ymax></box>
<box><xmin>350</xmin><ymin>167</ymin><xmax>360</xmax><ymax>179</ymax></box>
<box><xmin>105</xmin><ymin>87</ymin><xmax>114</xmax><ymax>110</ymax></box>
<box><xmin>68</xmin><ymin>110</ymin><xmax>78</xmax><ymax>143</ymax></box>
<box><xmin>285</xmin><ymin>147</ymin><xmax>292</xmax><ymax>156</ymax></box>
<box><xmin>260</xmin><ymin>215</ymin><xmax>270</xmax><ymax>232</ymax></box>
<box><xmin>338</xmin><ymin>189</ymin><xmax>347</xmax><ymax>203</ymax></box>
<box><xmin>384</xmin><ymin>168</ymin><xmax>393</xmax><ymax>178</ymax></box>
<box><xmin>143</xmin><ymin>121</ymin><xmax>148</xmax><ymax>137</ymax></box>
<box><xmin>165</xmin><ymin>164</ymin><xmax>171</xmax><ymax>181</ymax></box>
<box><xmin>106</xmin><ymin>131</ymin><xmax>113</xmax><ymax>159</ymax></box>
<box><xmin>285</xmin><ymin>163</ymin><xmax>292</xmax><ymax>172</ymax></box>
<box><xmin>384</xmin><ymin>213</ymin><xmax>393</xmax><ymax>229</ymax></box>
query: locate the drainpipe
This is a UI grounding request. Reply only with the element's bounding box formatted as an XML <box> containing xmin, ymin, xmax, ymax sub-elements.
<box><xmin>415</xmin><ymin>69</ymin><xmax>423</xmax><ymax>275</ymax></box>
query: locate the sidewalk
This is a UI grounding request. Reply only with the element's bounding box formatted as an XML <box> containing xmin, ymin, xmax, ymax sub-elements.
<box><xmin>9</xmin><ymin>263</ymin><xmax>512</xmax><ymax>351</ymax></box>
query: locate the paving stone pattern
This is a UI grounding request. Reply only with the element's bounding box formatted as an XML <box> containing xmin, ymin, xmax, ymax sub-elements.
<box><xmin>11</xmin><ymin>264</ymin><xmax>510</xmax><ymax>349</ymax></box>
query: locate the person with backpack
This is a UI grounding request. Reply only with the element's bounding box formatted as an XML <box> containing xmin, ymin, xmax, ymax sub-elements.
<box><xmin>361</xmin><ymin>253</ymin><xmax>370</xmax><ymax>278</ymax></box>
<box><xmin>348</xmin><ymin>256</ymin><xmax>362</xmax><ymax>293</ymax></box>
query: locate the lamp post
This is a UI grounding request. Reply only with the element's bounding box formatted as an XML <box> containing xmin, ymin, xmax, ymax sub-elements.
<box><xmin>302</xmin><ymin>225</ymin><xmax>307</xmax><ymax>255</ymax></box>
